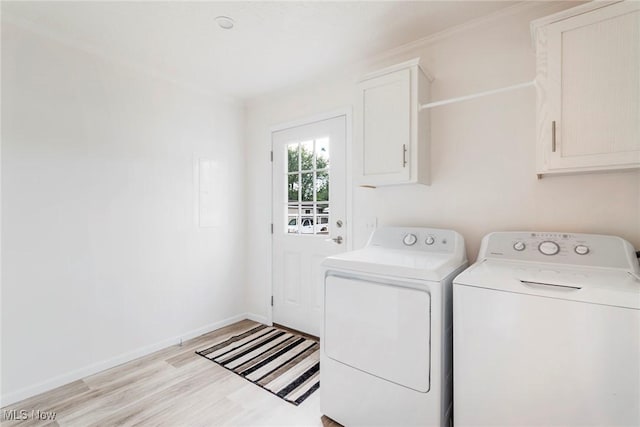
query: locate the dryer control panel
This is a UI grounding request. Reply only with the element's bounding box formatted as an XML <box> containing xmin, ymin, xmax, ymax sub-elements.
<box><xmin>368</xmin><ymin>227</ymin><xmax>463</xmax><ymax>254</ymax></box>
<box><xmin>480</xmin><ymin>231</ymin><xmax>639</xmax><ymax>271</ymax></box>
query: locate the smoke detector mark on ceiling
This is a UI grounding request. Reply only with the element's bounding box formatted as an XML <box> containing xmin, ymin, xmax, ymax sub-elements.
<box><xmin>215</xmin><ymin>16</ymin><xmax>235</xmax><ymax>30</ymax></box>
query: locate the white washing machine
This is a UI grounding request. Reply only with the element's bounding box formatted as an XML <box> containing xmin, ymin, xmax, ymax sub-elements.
<box><xmin>454</xmin><ymin>231</ymin><xmax>640</xmax><ymax>426</ymax></box>
<box><xmin>321</xmin><ymin>227</ymin><xmax>467</xmax><ymax>426</ymax></box>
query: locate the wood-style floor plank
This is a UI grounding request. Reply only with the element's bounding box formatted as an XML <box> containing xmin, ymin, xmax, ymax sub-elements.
<box><xmin>1</xmin><ymin>320</ymin><xmax>327</xmax><ymax>426</ymax></box>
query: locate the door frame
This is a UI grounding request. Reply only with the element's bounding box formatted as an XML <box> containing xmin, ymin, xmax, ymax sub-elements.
<box><xmin>267</xmin><ymin>107</ymin><xmax>353</xmax><ymax>327</ymax></box>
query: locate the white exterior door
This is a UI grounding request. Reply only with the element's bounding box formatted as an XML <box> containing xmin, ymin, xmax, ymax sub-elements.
<box><xmin>272</xmin><ymin>115</ymin><xmax>347</xmax><ymax>336</ymax></box>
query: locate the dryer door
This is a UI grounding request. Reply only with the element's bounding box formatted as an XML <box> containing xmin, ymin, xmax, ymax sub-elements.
<box><xmin>324</xmin><ymin>274</ymin><xmax>431</xmax><ymax>392</ymax></box>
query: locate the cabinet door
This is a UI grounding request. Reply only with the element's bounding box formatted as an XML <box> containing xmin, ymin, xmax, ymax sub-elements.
<box><xmin>360</xmin><ymin>68</ymin><xmax>411</xmax><ymax>184</ymax></box>
<box><xmin>545</xmin><ymin>1</ymin><xmax>640</xmax><ymax>172</ymax></box>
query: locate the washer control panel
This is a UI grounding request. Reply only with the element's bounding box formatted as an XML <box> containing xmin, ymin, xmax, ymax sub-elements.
<box><xmin>481</xmin><ymin>231</ymin><xmax>637</xmax><ymax>270</ymax></box>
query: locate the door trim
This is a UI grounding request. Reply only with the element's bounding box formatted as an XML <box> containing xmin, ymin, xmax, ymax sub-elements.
<box><xmin>268</xmin><ymin>107</ymin><xmax>353</xmax><ymax>327</ymax></box>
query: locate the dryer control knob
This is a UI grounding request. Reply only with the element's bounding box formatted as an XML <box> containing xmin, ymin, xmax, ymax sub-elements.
<box><xmin>425</xmin><ymin>236</ymin><xmax>435</xmax><ymax>245</ymax></box>
<box><xmin>575</xmin><ymin>245</ymin><xmax>590</xmax><ymax>255</ymax></box>
<box><xmin>513</xmin><ymin>241</ymin><xmax>526</xmax><ymax>251</ymax></box>
<box><xmin>403</xmin><ymin>234</ymin><xmax>417</xmax><ymax>246</ymax></box>
<box><xmin>539</xmin><ymin>241</ymin><xmax>560</xmax><ymax>256</ymax></box>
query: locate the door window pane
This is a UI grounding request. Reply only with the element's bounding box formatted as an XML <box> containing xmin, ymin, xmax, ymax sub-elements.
<box><xmin>287</xmin><ymin>143</ymin><xmax>299</xmax><ymax>173</ymax></box>
<box><xmin>288</xmin><ymin>173</ymin><xmax>299</xmax><ymax>203</ymax></box>
<box><xmin>300</xmin><ymin>173</ymin><xmax>314</xmax><ymax>202</ymax></box>
<box><xmin>315</xmin><ymin>137</ymin><xmax>330</xmax><ymax>170</ymax></box>
<box><xmin>316</xmin><ymin>171</ymin><xmax>329</xmax><ymax>202</ymax></box>
<box><xmin>300</xmin><ymin>140</ymin><xmax>314</xmax><ymax>171</ymax></box>
<box><xmin>316</xmin><ymin>203</ymin><xmax>329</xmax><ymax>214</ymax></box>
<box><xmin>316</xmin><ymin>211</ymin><xmax>329</xmax><ymax>235</ymax></box>
<box><xmin>287</xmin><ymin>215</ymin><xmax>298</xmax><ymax>234</ymax></box>
<box><xmin>300</xmin><ymin>203</ymin><xmax>315</xmax><ymax>216</ymax></box>
<box><xmin>284</xmin><ymin>137</ymin><xmax>330</xmax><ymax>235</ymax></box>
<box><xmin>300</xmin><ymin>216</ymin><xmax>315</xmax><ymax>234</ymax></box>
<box><xmin>317</xmin><ymin>203</ymin><xmax>329</xmax><ymax>235</ymax></box>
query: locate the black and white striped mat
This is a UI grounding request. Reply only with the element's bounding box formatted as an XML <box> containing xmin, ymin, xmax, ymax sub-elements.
<box><xmin>196</xmin><ymin>324</ymin><xmax>319</xmax><ymax>405</ymax></box>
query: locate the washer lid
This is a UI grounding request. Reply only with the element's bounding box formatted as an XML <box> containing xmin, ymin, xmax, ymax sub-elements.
<box><xmin>454</xmin><ymin>260</ymin><xmax>640</xmax><ymax>310</ymax></box>
<box><xmin>323</xmin><ymin>246</ymin><xmax>465</xmax><ymax>282</ymax></box>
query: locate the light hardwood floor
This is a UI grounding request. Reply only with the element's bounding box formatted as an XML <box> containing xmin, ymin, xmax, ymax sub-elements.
<box><xmin>1</xmin><ymin>320</ymin><xmax>335</xmax><ymax>426</ymax></box>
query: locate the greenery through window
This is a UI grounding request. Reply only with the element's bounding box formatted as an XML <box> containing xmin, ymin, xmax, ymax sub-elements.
<box><xmin>286</xmin><ymin>138</ymin><xmax>329</xmax><ymax>235</ymax></box>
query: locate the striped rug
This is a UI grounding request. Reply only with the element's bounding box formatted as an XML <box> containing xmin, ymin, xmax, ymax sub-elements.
<box><xmin>196</xmin><ymin>324</ymin><xmax>320</xmax><ymax>405</ymax></box>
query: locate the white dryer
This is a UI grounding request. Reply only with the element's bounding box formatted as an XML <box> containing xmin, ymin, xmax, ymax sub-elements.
<box><xmin>454</xmin><ymin>231</ymin><xmax>640</xmax><ymax>426</ymax></box>
<box><xmin>321</xmin><ymin>227</ymin><xmax>467</xmax><ymax>426</ymax></box>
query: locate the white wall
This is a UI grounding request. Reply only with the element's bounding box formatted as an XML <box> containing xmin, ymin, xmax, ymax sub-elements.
<box><xmin>244</xmin><ymin>3</ymin><xmax>640</xmax><ymax>318</ymax></box>
<box><xmin>1</xmin><ymin>22</ymin><xmax>247</xmax><ymax>404</ymax></box>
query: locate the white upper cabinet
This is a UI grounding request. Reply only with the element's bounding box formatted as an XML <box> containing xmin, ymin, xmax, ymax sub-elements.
<box><xmin>355</xmin><ymin>58</ymin><xmax>432</xmax><ymax>186</ymax></box>
<box><xmin>532</xmin><ymin>1</ymin><xmax>640</xmax><ymax>176</ymax></box>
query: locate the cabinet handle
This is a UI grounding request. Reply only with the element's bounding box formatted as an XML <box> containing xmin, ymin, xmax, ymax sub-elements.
<box><xmin>402</xmin><ymin>144</ymin><xmax>408</xmax><ymax>168</ymax></box>
<box><xmin>551</xmin><ymin>121</ymin><xmax>556</xmax><ymax>153</ymax></box>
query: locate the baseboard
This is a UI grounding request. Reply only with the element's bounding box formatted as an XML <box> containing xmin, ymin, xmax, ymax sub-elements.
<box><xmin>246</xmin><ymin>312</ymin><xmax>270</xmax><ymax>325</ymax></box>
<box><xmin>0</xmin><ymin>312</ymin><xmax>248</xmax><ymax>407</ymax></box>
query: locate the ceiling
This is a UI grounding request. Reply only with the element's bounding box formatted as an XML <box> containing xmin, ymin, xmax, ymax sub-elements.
<box><xmin>2</xmin><ymin>1</ymin><xmax>521</xmax><ymax>100</ymax></box>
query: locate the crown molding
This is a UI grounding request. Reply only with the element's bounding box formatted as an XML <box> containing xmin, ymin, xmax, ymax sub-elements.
<box><xmin>360</xmin><ymin>57</ymin><xmax>435</xmax><ymax>82</ymax></box>
<box><xmin>367</xmin><ymin>1</ymin><xmax>580</xmax><ymax>66</ymax></box>
<box><xmin>530</xmin><ymin>1</ymin><xmax>621</xmax><ymax>48</ymax></box>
